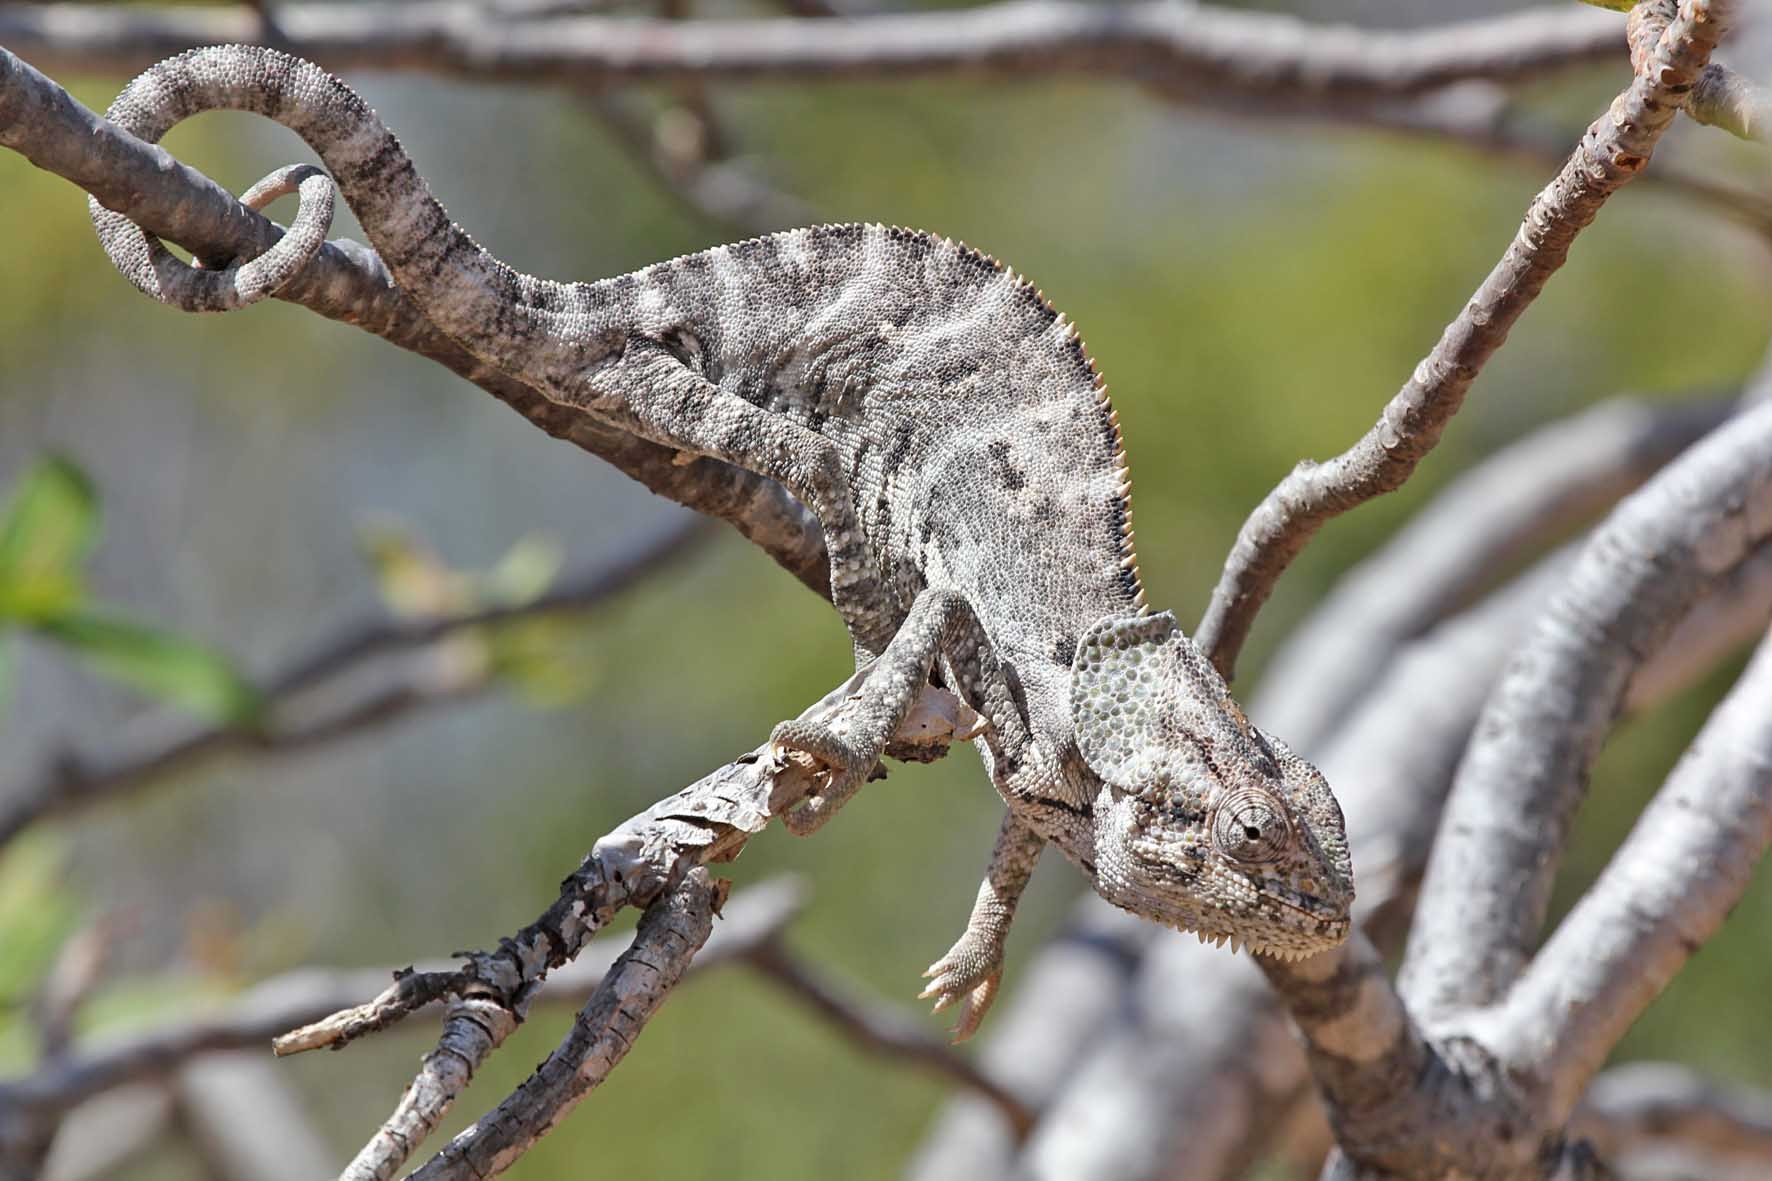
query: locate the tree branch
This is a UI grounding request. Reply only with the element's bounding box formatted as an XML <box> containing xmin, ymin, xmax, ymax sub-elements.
<box><xmin>1577</xmin><ymin>1062</ymin><xmax>1772</xmax><ymax>1166</ymax></box>
<box><xmin>1251</xmin><ymin>393</ymin><xmax>1735</xmax><ymax>752</ymax></box>
<box><xmin>0</xmin><ymin>47</ymin><xmax>832</xmax><ymax>600</ymax></box>
<box><xmin>397</xmin><ymin>869</ymin><xmax>723</xmax><ymax>1181</ymax></box>
<box><xmin>0</xmin><ymin>517</ymin><xmax>713</xmax><ymax>852</ymax></box>
<box><xmin>0</xmin><ymin>2</ymin><xmax>1621</xmax><ymax>99</ymax></box>
<box><xmin>1192</xmin><ymin>0</ymin><xmax>1720</xmax><ymax>681</ymax></box>
<box><xmin>1402</xmin><ymin>390</ymin><xmax>1772</xmax><ymax>1020</ymax></box>
<box><xmin>745</xmin><ymin>940</ymin><xmax>1036</xmax><ymax>1138</ymax></box>
<box><xmin>992</xmin><ymin>464</ymin><xmax>1772</xmax><ymax>1180</ymax></box>
<box><xmin>1491</xmin><ymin>624</ymin><xmax>1772</xmax><ymax>1122</ymax></box>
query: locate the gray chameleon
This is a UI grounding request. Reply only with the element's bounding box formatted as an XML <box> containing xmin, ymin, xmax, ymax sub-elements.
<box><xmin>92</xmin><ymin>46</ymin><xmax>1355</xmax><ymax>1039</ymax></box>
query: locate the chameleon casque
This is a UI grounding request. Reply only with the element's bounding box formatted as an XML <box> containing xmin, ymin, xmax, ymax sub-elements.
<box><xmin>93</xmin><ymin>46</ymin><xmax>1354</xmax><ymax>1038</ymax></box>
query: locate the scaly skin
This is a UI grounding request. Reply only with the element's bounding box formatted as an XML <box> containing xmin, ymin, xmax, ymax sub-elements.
<box><xmin>93</xmin><ymin>46</ymin><xmax>1355</xmax><ymax>1039</ymax></box>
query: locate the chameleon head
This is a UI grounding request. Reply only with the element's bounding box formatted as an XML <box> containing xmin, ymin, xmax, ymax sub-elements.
<box><xmin>1070</xmin><ymin>612</ymin><xmax>1354</xmax><ymax>959</ymax></box>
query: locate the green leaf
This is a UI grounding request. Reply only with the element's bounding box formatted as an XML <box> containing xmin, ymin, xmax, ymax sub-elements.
<box><xmin>0</xmin><ymin>570</ymin><xmax>84</xmax><ymax>624</ymax></box>
<box><xmin>37</xmin><ymin>611</ymin><xmax>263</xmax><ymax>725</ymax></box>
<box><xmin>0</xmin><ymin>456</ymin><xmax>100</xmax><ymax>580</ymax></box>
<box><xmin>482</xmin><ymin>535</ymin><xmax>563</xmax><ymax>607</ymax></box>
<box><xmin>0</xmin><ymin>833</ymin><xmax>79</xmax><ymax>1010</ymax></box>
<box><xmin>357</xmin><ymin>520</ymin><xmax>473</xmax><ymax>618</ymax></box>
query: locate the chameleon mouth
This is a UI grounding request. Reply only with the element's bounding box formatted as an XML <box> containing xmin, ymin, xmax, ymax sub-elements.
<box><xmin>1261</xmin><ymin>880</ymin><xmax>1348</xmax><ymax>923</ymax></box>
<box><xmin>1187</xmin><ymin>926</ymin><xmax>1346</xmax><ymax>959</ymax></box>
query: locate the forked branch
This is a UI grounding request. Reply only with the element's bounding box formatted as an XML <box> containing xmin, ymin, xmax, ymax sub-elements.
<box><xmin>1194</xmin><ymin>0</ymin><xmax>1728</xmax><ymax>681</ymax></box>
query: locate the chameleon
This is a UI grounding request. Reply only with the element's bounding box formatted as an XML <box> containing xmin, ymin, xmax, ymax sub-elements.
<box><xmin>92</xmin><ymin>45</ymin><xmax>1355</xmax><ymax>1039</ymax></box>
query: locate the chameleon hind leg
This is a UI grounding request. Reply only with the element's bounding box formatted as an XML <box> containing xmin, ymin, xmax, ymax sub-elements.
<box><xmin>772</xmin><ymin>587</ymin><xmax>987</xmax><ymax>836</ymax></box>
<box><xmin>571</xmin><ymin>337</ymin><xmax>899</xmax><ymax>655</ymax></box>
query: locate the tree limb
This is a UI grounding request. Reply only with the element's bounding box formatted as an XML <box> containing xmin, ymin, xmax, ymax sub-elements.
<box><xmin>397</xmin><ymin>869</ymin><xmax>723</xmax><ymax>1181</ymax></box>
<box><xmin>0</xmin><ymin>2</ymin><xmax>1621</xmax><ymax>99</ymax></box>
<box><xmin>1490</xmin><ymin>623</ymin><xmax>1772</xmax><ymax>1122</ymax></box>
<box><xmin>1192</xmin><ymin>0</ymin><xmax>1720</xmax><ymax>681</ymax></box>
<box><xmin>1577</xmin><ymin>1062</ymin><xmax>1772</xmax><ymax>1166</ymax></box>
<box><xmin>1251</xmin><ymin>393</ymin><xmax>1735</xmax><ymax>752</ymax></box>
<box><xmin>1402</xmin><ymin>394</ymin><xmax>1772</xmax><ymax>1020</ymax></box>
<box><xmin>0</xmin><ymin>46</ymin><xmax>832</xmax><ymax>600</ymax></box>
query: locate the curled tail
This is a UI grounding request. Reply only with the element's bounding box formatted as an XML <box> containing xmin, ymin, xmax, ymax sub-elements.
<box><xmin>91</xmin><ymin>45</ymin><xmax>606</xmax><ymax>389</ymax></box>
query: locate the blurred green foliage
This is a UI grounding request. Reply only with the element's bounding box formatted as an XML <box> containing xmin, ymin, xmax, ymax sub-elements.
<box><xmin>1</xmin><ymin>31</ymin><xmax>1770</xmax><ymax>1181</ymax></box>
<box><xmin>0</xmin><ymin>458</ymin><xmax>261</xmax><ymax>725</ymax></box>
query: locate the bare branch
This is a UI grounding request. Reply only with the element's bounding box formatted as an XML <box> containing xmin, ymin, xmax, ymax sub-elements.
<box><xmin>232</xmin><ymin>669</ymin><xmax>974</xmax><ymax>1172</ymax></box>
<box><xmin>399</xmin><ymin>869</ymin><xmax>724</xmax><ymax>1181</ymax></box>
<box><xmin>1688</xmin><ymin>63</ymin><xmax>1772</xmax><ymax>142</ymax></box>
<box><xmin>0</xmin><ymin>517</ymin><xmax>711</xmax><ymax>852</ymax></box>
<box><xmin>585</xmin><ymin>94</ymin><xmax>817</xmax><ymax>237</ymax></box>
<box><xmin>1251</xmin><ymin>393</ymin><xmax>1735</xmax><ymax>751</ymax></box>
<box><xmin>745</xmin><ymin>940</ymin><xmax>1036</xmax><ymax>1138</ymax></box>
<box><xmin>174</xmin><ymin>1055</ymin><xmax>339</xmax><ymax>1181</ymax></box>
<box><xmin>1490</xmin><ymin>624</ymin><xmax>1772</xmax><ymax>1121</ymax></box>
<box><xmin>1193</xmin><ymin>1</ymin><xmax>1719</xmax><ymax>681</ymax></box>
<box><xmin>1402</xmin><ymin>396</ymin><xmax>1772</xmax><ymax>1020</ymax></box>
<box><xmin>992</xmin><ymin>508</ymin><xmax>1772</xmax><ymax>1179</ymax></box>
<box><xmin>0</xmin><ymin>2</ymin><xmax>1621</xmax><ymax>100</ymax></box>
<box><xmin>1009</xmin><ymin>552</ymin><xmax>1566</xmax><ymax>1181</ymax></box>
<box><xmin>1577</xmin><ymin>1062</ymin><xmax>1772</xmax><ymax>1166</ymax></box>
<box><xmin>0</xmin><ymin>881</ymin><xmax>802</xmax><ymax>1121</ymax></box>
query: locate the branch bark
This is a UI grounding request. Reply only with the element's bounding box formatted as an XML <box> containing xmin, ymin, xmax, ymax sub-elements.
<box><xmin>1193</xmin><ymin>0</ymin><xmax>1721</xmax><ymax>682</ymax></box>
<box><xmin>398</xmin><ymin>869</ymin><xmax>723</xmax><ymax>1181</ymax></box>
<box><xmin>0</xmin><ymin>46</ymin><xmax>832</xmax><ymax>601</ymax></box>
<box><xmin>1489</xmin><ymin>622</ymin><xmax>1772</xmax><ymax>1122</ymax></box>
<box><xmin>1250</xmin><ymin>393</ymin><xmax>1735</xmax><ymax>752</ymax></box>
<box><xmin>1402</xmin><ymin>395</ymin><xmax>1772</xmax><ymax>1020</ymax></box>
<box><xmin>1577</xmin><ymin>1062</ymin><xmax>1772</xmax><ymax>1166</ymax></box>
<box><xmin>0</xmin><ymin>2</ymin><xmax>1621</xmax><ymax>99</ymax></box>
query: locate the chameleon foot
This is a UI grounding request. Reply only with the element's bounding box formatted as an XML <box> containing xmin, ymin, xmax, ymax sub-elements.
<box><xmin>770</xmin><ymin>718</ymin><xmax>874</xmax><ymax>836</ymax></box>
<box><xmin>919</xmin><ymin>930</ymin><xmax>1005</xmax><ymax>1043</ymax></box>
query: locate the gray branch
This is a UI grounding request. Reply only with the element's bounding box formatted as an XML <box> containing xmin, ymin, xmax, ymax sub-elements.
<box><xmin>1402</xmin><ymin>395</ymin><xmax>1772</xmax><ymax>1020</ymax></box>
<box><xmin>1192</xmin><ymin>0</ymin><xmax>1713</xmax><ymax>682</ymax></box>
<box><xmin>0</xmin><ymin>47</ymin><xmax>832</xmax><ymax>600</ymax></box>
<box><xmin>1577</xmin><ymin>1062</ymin><xmax>1772</xmax><ymax>1167</ymax></box>
<box><xmin>1489</xmin><ymin>623</ymin><xmax>1772</xmax><ymax>1123</ymax></box>
<box><xmin>1251</xmin><ymin>393</ymin><xmax>1735</xmax><ymax>753</ymax></box>
<box><xmin>0</xmin><ymin>2</ymin><xmax>1621</xmax><ymax>100</ymax></box>
<box><xmin>402</xmin><ymin>869</ymin><xmax>723</xmax><ymax>1181</ymax></box>
<box><xmin>0</xmin><ymin>517</ymin><xmax>713</xmax><ymax>853</ymax></box>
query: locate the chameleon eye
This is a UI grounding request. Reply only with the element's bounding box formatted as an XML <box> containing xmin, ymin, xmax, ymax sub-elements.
<box><xmin>1211</xmin><ymin>791</ymin><xmax>1291</xmax><ymax>864</ymax></box>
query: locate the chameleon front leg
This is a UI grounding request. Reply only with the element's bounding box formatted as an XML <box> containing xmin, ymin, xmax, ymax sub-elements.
<box><xmin>771</xmin><ymin>586</ymin><xmax>984</xmax><ymax>836</ymax></box>
<box><xmin>922</xmin><ymin>810</ymin><xmax>1045</xmax><ymax>1042</ymax></box>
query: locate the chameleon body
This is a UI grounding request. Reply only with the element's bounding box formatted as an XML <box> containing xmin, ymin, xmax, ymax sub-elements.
<box><xmin>94</xmin><ymin>47</ymin><xmax>1354</xmax><ymax>1038</ymax></box>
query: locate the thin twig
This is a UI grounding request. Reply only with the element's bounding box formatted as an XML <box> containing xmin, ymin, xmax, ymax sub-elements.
<box><xmin>0</xmin><ymin>881</ymin><xmax>802</xmax><ymax>1120</ymax></box>
<box><xmin>0</xmin><ymin>518</ymin><xmax>712</xmax><ymax>852</ymax></box>
<box><xmin>1577</xmin><ymin>1062</ymin><xmax>1772</xmax><ymax>1165</ymax></box>
<box><xmin>1690</xmin><ymin>62</ymin><xmax>1772</xmax><ymax>143</ymax></box>
<box><xmin>745</xmin><ymin>940</ymin><xmax>1036</xmax><ymax>1138</ymax></box>
<box><xmin>399</xmin><ymin>870</ymin><xmax>725</xmax><ymax>1181</ymax></box>
<box><xmin>1251</xmin><ymin>393</ymin><xmax>1735</xmax><ymax>751</ymax></box>
<box><xmin>1192</xmin><ymin>0</ymin><xmax>1717</xmax><ymax>681</ymax></box>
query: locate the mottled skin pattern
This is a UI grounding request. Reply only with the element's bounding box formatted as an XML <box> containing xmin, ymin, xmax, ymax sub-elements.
<box><xmin>94</xmin><ymin>46</ymin><xmax>1355</xmax><ymax>1038</ymax></box>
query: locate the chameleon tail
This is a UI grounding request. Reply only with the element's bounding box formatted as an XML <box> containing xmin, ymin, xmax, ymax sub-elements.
<box><xmin>90</xmin><ymin>45</ymin><xmax>604</xmax><ymax>390</ymax></box>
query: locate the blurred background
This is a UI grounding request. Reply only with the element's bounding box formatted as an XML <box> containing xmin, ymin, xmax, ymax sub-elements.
<box><xmin>2</xmin><ymin>0</ymin><xmax>1771</xmax><ymax>1177</ymax></box>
